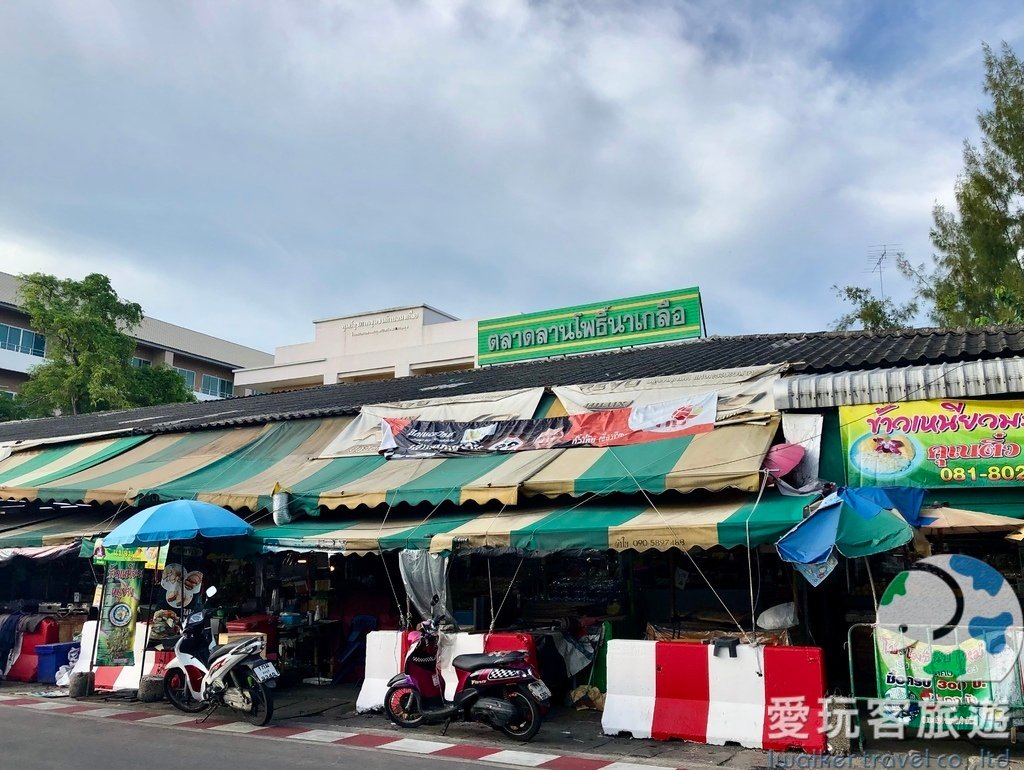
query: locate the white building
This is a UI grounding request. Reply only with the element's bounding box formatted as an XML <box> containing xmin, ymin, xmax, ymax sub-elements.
<box><xmin>234</xmin><ymin>305</ymin><xmax>477</xmax><ymax>392</ymax></box>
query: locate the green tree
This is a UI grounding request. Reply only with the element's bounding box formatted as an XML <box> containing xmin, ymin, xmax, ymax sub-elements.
<box><xmin>831</xmin><ymin>285</ymin><xmax>918</xmax><ymax>331</ymax></box>
<box><xmin>916</xmin><ymin>42</ymin><xmax>1024</xmax><ymax>325</ymax></box>
<box><xmin>127</xmin><ymin>364</ymin><xmax>196</xmax><ymax>408</ymax></box>
<box><xmin>16</xmin><ymin>272</ymin><xmax>194</xmax><ymax>417</ymax></box>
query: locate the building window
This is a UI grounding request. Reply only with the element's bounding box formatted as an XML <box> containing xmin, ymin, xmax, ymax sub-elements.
<box><xmin>201</xmin><ymin>374</ymin><xmax>233</xmax><ymax>398</ymax></box>
<box><xmin>131</xmin><ymin>357</ymin><xmax>151</xmax><ymax>368</ymax></box>
<box><xmin>174</xmin><ymin>367</ymin><xmax>196</xmax><ymax>390</ymax></box>
<box><xmin>0</xmin><ymin>391</ymin><xmax>15</xmax><ymax>400</ymax></box>
<box><xmin>0</xmin><ymin>323</ymin><xmax>45</xmax><ymax>357</ymax></box>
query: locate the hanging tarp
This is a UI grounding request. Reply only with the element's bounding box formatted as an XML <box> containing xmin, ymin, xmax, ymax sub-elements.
<box><xmin>552</xmin><ymin>365</ymin><xmax>784</xmax><ymax>423</ymax></box>
<box><xmin>0</xmin><ymin>435</ymin><xmax>151</xmax><ymax>502</ymax></box>
<box><xmin>429</xmin><ymin>491</ymin><xmax>816</xmax><ymax>554</ymax></box>
<box><xmin>0</xmin><ymin>543</ymin><xmax>80</xmax><ymax>563</ymax></box>
<box><xmin>318</xmin><ymin>388</ymin><xmax>547</xmax><ymax>458</ymax></box>
<box><xmin>249</xmin><ymin>512</ymin><xmax>477</xmax><ymax>555</ymax></box>
<box><xmin>380</xmin><ymin>393</ymin><xmax>718</xmax><ymax>459</ymax></box>
<box><xmin>29</xmin><ymin>426</ymin><xmax>270</xmax><ymax>505</ymax></box>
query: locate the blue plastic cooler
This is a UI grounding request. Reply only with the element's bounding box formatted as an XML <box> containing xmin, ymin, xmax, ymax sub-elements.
<box><xmin>36</xmin><ymin>642</ymin><xmax>79</xmax><ymax>684</ymax></box>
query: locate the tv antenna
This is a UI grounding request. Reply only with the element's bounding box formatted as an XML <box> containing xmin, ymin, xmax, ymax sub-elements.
<box><xmin>865</xmin><ymin>244</ymin><xmax>903</xmax><ymax>301</ymax></box>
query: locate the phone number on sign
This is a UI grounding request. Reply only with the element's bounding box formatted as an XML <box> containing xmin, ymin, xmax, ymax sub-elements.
<box><xmin>939</xmin><ymin>465</ymin><xmax>1024</xmax><ymax>482</ymax></box>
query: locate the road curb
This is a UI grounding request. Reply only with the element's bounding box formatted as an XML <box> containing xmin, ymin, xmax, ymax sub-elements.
<box><xmin>0</xmin><ymin>693</ymin><xmax>684</xmax><ymax>770</ymax></box>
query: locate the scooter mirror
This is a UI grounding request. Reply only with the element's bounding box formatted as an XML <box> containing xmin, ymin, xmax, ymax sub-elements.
<box><xmin>430</xmin><ymin>594</ymin><xmax>439</xmax><ymax>607</ymax></box>
<box><xmin>205</xmin><ymin>585</ymin><xmax>218</xmax><ymax>599</ymax></box>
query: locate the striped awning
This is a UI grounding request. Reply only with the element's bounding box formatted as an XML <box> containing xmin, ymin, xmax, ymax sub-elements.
<box><xmin>429</xmin><ymin>491</ymin><xmax>816</xmax><ymax>554</ymax></box>
<box><xmin>519</xmin><ymin>419</ymin><xmax>777</xmax><ymax>498</ymax></box>
<box><xmin>247</xmin><ymin>491</ymin><xmax>815</xmax><ymax>555</ymax></box>
<box><xmin>0</xmin><ymin>435</ymin><xmax>151</xmax><ymax>502</ymax></box>
<box><xmin>270</xmin><ymin>418</ymin><xmax>779</xmax><ymax>514</ymax></box>
<box><xmin>0</xmin><ymin>416</ymin><xmax>781</xmax><ymax>515</ymax></box>
<box><xmin>249</xmin><ymin>512</ymin><xmax>479</xmax><ymax>555</ymax></box>
<box><xmin>0</xmin><ymin>509</ymin><xmax>132</xmax><ymax>548</ymax></box>
<box><xmin>24</xmin><ymin>426</ymin><xmax>269</xmax><ymax>505</ymax></box>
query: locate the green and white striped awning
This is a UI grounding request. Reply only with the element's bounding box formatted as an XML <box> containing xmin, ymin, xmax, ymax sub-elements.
<box><xmin>0</xmin><ymin>435</ymin><xmax>151</xmax><ymax>503</ymax></box>
<box><xmin>247</xmin><ymin>491</ymin><xmax>816</xmax><ymax>555</ymax></box>
<box><xmin>0</xmin><ymin>416</ymin><xmax>779</xmax><ymax>515</ymax></box>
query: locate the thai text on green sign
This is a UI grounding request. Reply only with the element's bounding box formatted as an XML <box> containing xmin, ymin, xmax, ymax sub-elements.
<box><xmin>478</xmin><ymin>288</ymin><xmax>702</xmax><ymax>365</ymax></box>
<box><xmin>96</xmin><ymin>561</ymin><xmax>143</xmax><ymax>667</ymax></box>
<box><xmin>840</xmin><ymin>399</ymin><xmax>1024</xmax><ymax>488</ymax></box>
<box><xmin>86</xmin><ymin>537</ymin><xmax>168</xmax><ymax>570</ymax></box>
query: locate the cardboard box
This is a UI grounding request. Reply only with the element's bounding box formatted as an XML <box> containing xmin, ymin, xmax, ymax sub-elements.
<box><xmin>216</xmin><ymin>632</ymin><xmax>268</xmax><ymax>659</ymax></box>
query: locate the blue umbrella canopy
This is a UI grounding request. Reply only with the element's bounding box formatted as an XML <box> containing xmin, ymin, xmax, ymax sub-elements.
<box><xmin>101</xmin><ymin>500</ymin><xmax>253</xmax><ymax>547</ymax></box>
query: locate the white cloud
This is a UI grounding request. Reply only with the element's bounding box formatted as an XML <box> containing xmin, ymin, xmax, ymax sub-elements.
<box><xmin>0</xmin><ymin>0</ymin><xmax>1021</xmax><ymax>348</ymax></box>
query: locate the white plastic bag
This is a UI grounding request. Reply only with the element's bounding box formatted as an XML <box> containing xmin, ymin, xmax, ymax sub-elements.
<box><xmin>756</xmin><ymin>601</ymin><xmax>798</xmax><ymax>630</ymax></box>
<box><xmin>55</xmin><ymin>664</ymin><xmax>72</xmax><ymax>687</ymax></box>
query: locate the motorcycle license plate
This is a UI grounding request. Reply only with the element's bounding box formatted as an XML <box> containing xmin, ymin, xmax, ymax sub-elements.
<box><xmin>252</xmin><ymin>662</ymin><xmax>279</xmax><ymax>682</ymax></box>
<box><xmin>528</xmin><ymin>681</ymin><xmax>552</xmax><ymax>701</ymax></box>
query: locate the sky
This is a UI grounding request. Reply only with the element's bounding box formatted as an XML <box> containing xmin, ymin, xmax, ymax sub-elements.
<box><xmin>1</xmin><ymin>0</ymin><xmax>1023</xmax><ymax>354</ymax></box>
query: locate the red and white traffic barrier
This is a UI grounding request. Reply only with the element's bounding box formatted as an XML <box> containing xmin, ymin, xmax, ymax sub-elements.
<box><xmin>4</xmin><ymin>617</ymin><xmax>59</xmax><ymax>682</ymax></box>
<box><xmin>602</xmin><ymin>639</ymin><xmax>826</xmax><ymax>753</ymax></box>
<box><xmin>72</xmin><ymin>621</ymin><xmax>173</xmax><ymax>691</ymax></box>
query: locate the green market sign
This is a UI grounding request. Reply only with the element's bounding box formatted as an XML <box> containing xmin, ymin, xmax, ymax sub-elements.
<box><xmin>478</xmin><ymin>288</ymin><xmax>702</xmax><ymax>365</ymax></box>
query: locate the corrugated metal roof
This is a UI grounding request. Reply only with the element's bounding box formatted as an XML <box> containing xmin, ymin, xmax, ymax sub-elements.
<box><xmin>0</xmin><ymin>271</ymin><xmax>271</xmax><ymax>368</ymax></box>
<box><xmin>775</xmin><ymin>357</ymin><xmax>1024</xmax><ymax>409</ymax></box>
<box><xmin>2</xmin><ymin>325</ymin><xmax>1024</xmax><ymax>442</ymax></box>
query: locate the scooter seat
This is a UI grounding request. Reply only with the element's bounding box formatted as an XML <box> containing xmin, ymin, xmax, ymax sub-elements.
<box><xmin>209</xmin><ymin>636</ymin><xmax>260</xmax><ymax>662</ymax></box>
<box><xmin>452</xmin><ymin>651</ymin><xmax>526</xmax><ymax>672</ymax></box>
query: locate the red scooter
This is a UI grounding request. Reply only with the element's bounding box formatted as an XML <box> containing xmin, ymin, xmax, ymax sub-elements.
<box><xmin>383</xmin><ymin>598</ymin><xmax>551</xmax><ymax>741</ymax></box>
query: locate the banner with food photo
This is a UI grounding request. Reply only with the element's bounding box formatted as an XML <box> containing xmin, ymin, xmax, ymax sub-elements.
<box><xmin>380</xmin><ymin>393</ymin><xmax>718</xmax><ymax>459</ymax></box>
<box><xmin>840</xmin><ymin>399</ymin><xmax>1024</xmax><ymax>488</ymax></box>
<box><xmin>96</xmin><ymin>561</ymin><xmax>143</xmax><ymax>666</ymax></box>
<box><xmin>148</xmin><ymin>546</ymin><xmax>205</xmax><ymax>645</ymax></box>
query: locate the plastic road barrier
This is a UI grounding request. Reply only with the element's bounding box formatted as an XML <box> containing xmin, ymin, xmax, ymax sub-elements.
<box><xmin>71</xmin><ymin>621</ymin><xmax>172</xmax><ymax>691</ymax></box>
<box><xmin>602</xmin><ymin>639</ymin><xmax>826</xmax><ymax>753</ymax></box>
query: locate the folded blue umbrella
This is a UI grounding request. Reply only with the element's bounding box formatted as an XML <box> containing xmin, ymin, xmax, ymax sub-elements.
<box><xmin>777</xmin><ymin>487</ymin><xmax>914</xmax><ymax>567</ymax></box>
<box><xmin>848</xmin><ymin>486</ymin><xmax>926</xmax><ymax>526</ymax></box>
<box><xmin>102</xmin><ymin>499</ymin><xmax>253</xmax><ymax>547</ymax></box>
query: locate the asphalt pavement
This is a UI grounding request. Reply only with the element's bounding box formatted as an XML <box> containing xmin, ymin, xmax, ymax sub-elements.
<box><xmin>4</xmin><ymin>708</ymin><xmax>481</xmax><ymax>770</ymax></box>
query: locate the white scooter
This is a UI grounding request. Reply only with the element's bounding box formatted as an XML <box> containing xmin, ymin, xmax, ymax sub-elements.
<box><xmin>162</xmin><ymin>586</ymin><xmax>279</xmax><ymax>725</ymax></box>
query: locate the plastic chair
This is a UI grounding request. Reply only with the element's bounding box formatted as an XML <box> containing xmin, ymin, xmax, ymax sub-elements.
<box><xmin>333</xmin><ymin>615</ymin><xmax>378</xmax><ymax>684</ymax></box>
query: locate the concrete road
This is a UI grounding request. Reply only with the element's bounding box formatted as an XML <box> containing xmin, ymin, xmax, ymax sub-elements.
<box><xmin>4</xmin><ymin>708</ymin><xmax>481</xmax><ymax>770</ymax></box>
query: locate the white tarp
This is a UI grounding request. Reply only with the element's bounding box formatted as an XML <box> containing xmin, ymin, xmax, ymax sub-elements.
<box><xmin>552</xmin><ymin>365</ymin><xmax>785</xmax><ymax>423</ymax></box>
<box><xmin>781</xmin><ymin>413</ymin><xmax>823</xmax><ymax>488</ymax></box>
<box><xmin>318</xmin><ymin>388</ymin><xmax>545</xmax><ymax>458</ymax></box>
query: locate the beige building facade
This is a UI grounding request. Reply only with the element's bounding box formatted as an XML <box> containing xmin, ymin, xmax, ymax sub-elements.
<box><xmin>234</xmin><ymin>305</ymin><xmax>477</xmax><ymax>392</ymax></box>
<box><xmin>0</xmin><ymin>272</ymin><xmax>272</xmax><ymax>400</ymax></box>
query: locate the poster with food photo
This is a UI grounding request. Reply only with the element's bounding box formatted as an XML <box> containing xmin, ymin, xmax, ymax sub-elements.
<box><xmin>148</xmin><ymin>559</ymin><xmax>205</xmax><ymax>642</ymax></box>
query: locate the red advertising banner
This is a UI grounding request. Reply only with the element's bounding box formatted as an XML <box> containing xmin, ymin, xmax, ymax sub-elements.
<box><xmin>381</xmin><ymin>393</ymin><xmax>718</xmax><ymax>458</ymax></box>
